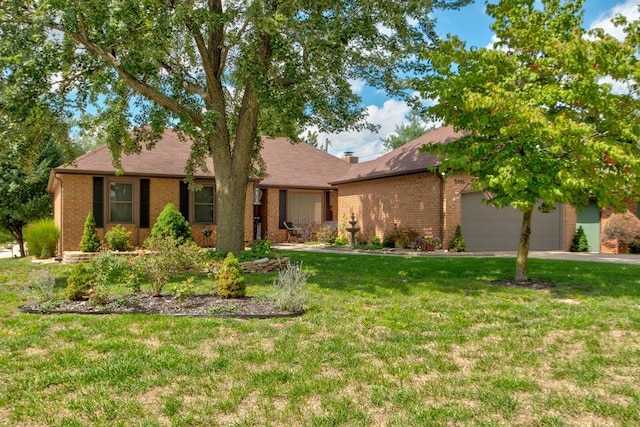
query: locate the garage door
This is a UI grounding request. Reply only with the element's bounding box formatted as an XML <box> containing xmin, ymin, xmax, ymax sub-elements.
<box><xmin>461</xmin><ymin>192</ymin><xmax>562</xmax><ymax>251</ymax></box>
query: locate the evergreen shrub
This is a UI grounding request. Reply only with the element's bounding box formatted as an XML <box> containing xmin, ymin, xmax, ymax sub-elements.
<box><xmin>448</xmin><ymin>224</ymin><xmax>467</xmax><ymax>252</ymax></box>
<box><xmin>216</xmin><ymin>253</ymin><xmax>245</xmax><ymax>298</ymax></box>
<box><xmin>105</xmin><ymin>224</ymin><xmax>132</xmax><ymax>251</ymax></box>
<box><xmin>151</xmin><ymin>203</ymin><xmax>192</xmax><ymax>243</ymax></box>
<box><xmin>80</xmin><ymin>213</ymin><xmax>101</xmax><ymax>252</ymax></box>
<box><xmin>570</xmin><ymin>226</ymin><xmax>589</xmax><ymax>252</ymax></box>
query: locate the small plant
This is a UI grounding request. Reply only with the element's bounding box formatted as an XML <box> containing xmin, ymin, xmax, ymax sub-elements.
<box><xmin>334</xmin><ymin>236</ymin><xmax>348</xmax><ymax>246</ymax></box>
<box><xmin>80</xmin><ymin>213</ymin><xmax>101</xmax><ymax>252</ymax></box>
<box><xmin>26</xmin><ymin>270</ymin><xmax>58</xmax><ymax>303</ymax></box>
<box><xmin>355</xmin><ymin>233</ymin><xmax>369</xmax><ymax>246</ymax></box>
<box><xmin>448</xmin><ymin>224</ymin><xmax>467</xmax><ymax>252</ymax></box>
<box><xmin>151</xmin><ymin>203</ymin><xmax>192</xmax><ymax>243</ymax></box>
<box><xmin>371</xmin><ymin>235</ymin><xmax>382</xmax><ymax>248</ymax></box>
<box><xmin>237</xmin><ymin>239</ymin><xmax>274</xmax><ymax>262</ymax></box>
<box><xmin>24</xmin><ymin>219</ymin><xmax>60</xmax><ymax>258</ymax></box>
<box><xmin>87</xmin><ymin>286</ymin><xmax>109</xmax><ymax>306</ymax></box>
<box><xmin>174</xmin><ymin>277</ymin><xmax>196</xmax><ymax>304</ymax></box>
<box><xmin>216</xmin><ymin>253</ymin><xmax>246</xmax><ymax>298</ymax></box>
<box><xmin>207</xmin><ymin>304</ymin><xmax>239</xmax><ymax>315</ymax></box>
<box><xmin>65</xmin><ymin>263</ymin><xmax>94</xmax><ymax>301</ymax></box>
<box><xmin>316</xmin><ymin>224</ymin><xmax>338</xmax><ymax>244</ymax></box>
<box><xmin>271</xmin><ymin>262</ymin><xmax>309</xmax><ymax>312</ymax></box>
<box><xmin>137</xmin><ymin>237</ymin><xmax>205</xmax><ymax>296</ymax></box>
<box><xmin>570</xmin><ymin>226</ymin><xmax>590</xmax><ymax>252</ymax></box>
<box><xmin>105</xmin><ymin>224</ymin><xmax>132</xmax><ymax>251</ymax></box>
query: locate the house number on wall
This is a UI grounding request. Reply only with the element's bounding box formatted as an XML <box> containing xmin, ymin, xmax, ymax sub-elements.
<box><xmin>454</xmin><ymin>179</ymin><xmax>466</xmax><ymax>185</ymax></box>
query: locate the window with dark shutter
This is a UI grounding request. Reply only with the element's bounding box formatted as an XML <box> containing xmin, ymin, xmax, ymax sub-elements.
<box><xmin>93</xmin><ymin>177</ymin><xmax>104</xmax><ymax>228</ymax></box>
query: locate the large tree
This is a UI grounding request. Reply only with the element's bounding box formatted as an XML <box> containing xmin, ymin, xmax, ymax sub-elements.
<box><xmin>414</xmin><ymin>0</ymin><xmax>640</xmax><ymax>281</ymax></box>
<box><xmin>0</xmin><ymin>0</ymin><xmax>471</xmax><ymax>255</ymax></box>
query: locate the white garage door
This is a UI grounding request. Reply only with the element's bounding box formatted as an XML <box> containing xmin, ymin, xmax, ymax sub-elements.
<box><xmin>461</xmin><ymin>192</ymin><xmax>562</xmax><ymax>251</ymax></box>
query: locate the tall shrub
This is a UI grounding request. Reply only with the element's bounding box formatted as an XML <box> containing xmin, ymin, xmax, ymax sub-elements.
<box><xmin>80</xmin><ymin>213</ymin><xmax>101</xmax><ymax>252</ymax></box>
<box><xmin>448</xmin><ymin>224</ymin><xmax>467</xmax><ymax>252</ymax></box>
<box><xmin>23</xmin><ymin>219</ymin><xmax>59</xmax><ymax>258</ymax></box>
<box><xmin>150</xmin><ymin>203</ymin><xmax>192</xmax><ymax>243</ymax></box>
<box><xmin>603</xmin><ymin>212</ymin><xmax>640</xmax><ymax>252</ymax></box>
<box><xmin>570</xmin><ymin>226</ymin><xmax>589</xmax><ymax>252</ymax></box>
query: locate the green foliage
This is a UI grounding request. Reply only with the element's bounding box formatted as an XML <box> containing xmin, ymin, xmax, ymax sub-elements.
<box><xmin>151</xmin><ymin>204</ymin><xmax>192</xmax><ymax>243</ymax></box>
<box><xmin>80</xmin><ymin>213</ymin><xmax>101</xmax><ymax>252</ymax></box>
<box><xmin>137</xmin><ymin>237</ymin><xmax>205</xmax><ymax>296</ymax></box>
<box><xmin>271</xmin><ymin>262</ymin><xmax>309</xmax><ymax>312</ymax></box>
<box><xmin>383</xmin><ymin>227</ymin><xmax>420</xmax><ymax>249</ymax></box>
<box><xmin>316</xmin><ymin>224</ymin><xmax>338</xmax><ymax>244</ymax></box>
<box><xmin>105</xmin><ymin>225</ymin><xmax>132</xmax><ymax>251</ymax></box>
<box><xmin>381</xmin><ymin>112</ymin><xmax>432</xmax><ymax>150</ymax></box>
<box><xmin>448</xmin><ymin>224</ymin><xmax>467</xmax><ymax>253</ymax></box>
<box><xmin>23</xmin><ymin>219</ymin><xmax>59</xmax><ymax>259</ymax></box>
<box><xmin>236</xmin><ymin>239</ymin><xmax>274</xmax><ymax>262</ymax></box>
<box><xmin>0</xmin><ymin>229</ymin><xmax>12</xmax><ymax>244</ymax></box>
<box><xmin>570</xmin><ymin>226</ymin><xmax>590</xmax><ymax>253</ymax></box>
<box><xmin>371</xmin><ymin>235</ymin><xmax>382</xmax><ymax>247</ymax></box>
<box><xmin>355</xmin><ymin>233</ymin><xmax>369</xmax><ymax>246</ymax></box>
<box><xmin>416</xmin><ymin>0</ymin><xmax>640</xmax><ymax>280</ymax></box>
<box><xmin>65</xmin><ymin>263</ymin><xmax>94</xmax><ymax>301</ymax></box>
<box><xmin>216</xmin><ymin>253</ymin><xmax>245</xmax><ymax>298</ymax></box>
<box><xmin>173</xmin><ymin>277</ymin><xmax>196</xmax><ymax>304</ymax></box>
<box><xmin>334</xmin><ymin>236</ymin><xmax>348</xmax><ymax>246</ymax></box>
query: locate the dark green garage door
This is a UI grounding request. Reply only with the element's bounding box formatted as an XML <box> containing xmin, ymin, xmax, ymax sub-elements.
<box><xmin>461</xmin><ymin>192</ymin><xmax>563</xmax><ymax>251</ymax></box>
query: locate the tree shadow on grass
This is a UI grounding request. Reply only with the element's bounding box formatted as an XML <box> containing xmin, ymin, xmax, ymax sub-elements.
<box><xmin>280</xmin><ymin>251</ymin><xmax>640</xmax><ymax>300</ymax></box>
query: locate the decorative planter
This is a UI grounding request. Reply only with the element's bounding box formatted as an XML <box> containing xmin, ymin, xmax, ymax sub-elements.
<box><xmin>420</xmin><ymin>242</ymin><xmax>436</xmax><ymax>252</ymax></box>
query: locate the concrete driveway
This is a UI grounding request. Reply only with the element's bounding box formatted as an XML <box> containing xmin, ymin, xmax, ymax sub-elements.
<box><xmin>0</xmin><ymin>243</ymin><xmax>20</xmax><ymax>259</ymax></box>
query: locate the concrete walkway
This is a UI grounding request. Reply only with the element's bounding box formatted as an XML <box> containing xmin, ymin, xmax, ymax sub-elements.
<box><xmin>273</xmin><ymin>243</ymin><xmax>640</xmax><ymax>265</ymax></box>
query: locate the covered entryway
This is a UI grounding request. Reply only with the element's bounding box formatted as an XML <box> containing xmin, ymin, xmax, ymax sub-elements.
<box><xmin>461</xmin><ymin>192</ymin><xmax>563</xmax><ymax>251</ymax></box>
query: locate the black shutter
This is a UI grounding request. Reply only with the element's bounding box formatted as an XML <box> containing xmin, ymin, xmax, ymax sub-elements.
<box><xmin>93</xmin><ymin>177</ymin><xmax>104</xmax><ymax>228</ymax></box>
<box><xmin>179</xmin><ymin>181</ymin><xmax>189</xmax><ymax>221</ymax></box>
<box><xmin>139</xmin><ymin>179</ymin><xmax>150</xmax><ymax>228</ymax></box>
<box><xmin>279</xmin><ymin>190</ymin><xmax>287</xmax><ymax>229</ymax></box>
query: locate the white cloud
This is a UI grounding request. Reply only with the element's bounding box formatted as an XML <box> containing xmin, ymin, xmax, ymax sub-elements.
<box><xmin>314</xmin><ymin>99</ymin><xmax>417</xmax><ymax>161</ymax></box>
<box><xmin>348</xmin><ymin>79</ymin><xmax>366</xmax><ymax>94</ymax></box>
<box><xmin>589</xmin><ymin>0</ymin><xmax>639</xmax><ymax>40</ymax></box>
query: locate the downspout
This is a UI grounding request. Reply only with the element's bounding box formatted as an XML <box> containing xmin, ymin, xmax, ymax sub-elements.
<box><xmin>437</xmin><ymin>169</ymin><xmax>445</xmax><ymax>243</ymax></box>
<box><xmin>53</xmin><ymin>174</ymin><xmax>64</xmax><ymax>258</ymax></box>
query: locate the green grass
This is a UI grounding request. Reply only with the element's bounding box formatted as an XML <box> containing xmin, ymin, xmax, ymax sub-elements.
<box><xmin>1</xmin><ymin>252</ymin><xmax>640</xmax><ymax>426</ymax></box>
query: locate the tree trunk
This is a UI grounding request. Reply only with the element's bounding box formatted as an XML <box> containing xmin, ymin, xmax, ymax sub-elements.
<box><xmin>8</xmin><ymin>226</ymin><xmax>25</xmax><ymax>257</ymax></box>
<box><xmin>214</xmin><ymin>170</ymin><xmax>249</xmax><ymax>255</ymax></box>
<box><xmin>515</xmin><ymin>209</ymin><xmax>533</xmax><ymax>282</ymax></box>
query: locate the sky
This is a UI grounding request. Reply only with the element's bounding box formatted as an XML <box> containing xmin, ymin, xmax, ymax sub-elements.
<box><xmin>317</xmin><ymin>0</ymin><xmax>640</xmax><ymax>162</ymax></box>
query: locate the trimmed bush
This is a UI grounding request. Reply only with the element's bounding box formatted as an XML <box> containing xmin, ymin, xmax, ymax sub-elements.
<box><xmin>383</xmin><ymin>226</ymin><xmax>420</xmax><ymax>249</ymax></box>
<box><xmin>66</xmin><ymin>263</ymin><xmax>94</xmax><ymax>301</ymax></box>
<box><xmin>24</xmin><ymin>219</ymin><xmax>60</xmax><ymax>258</ymax></box>
<box><xmin>80</xmin><ymin>213</ymin><xmax>101</xmax><ymax>252</ymax></box>
<box><xmin>237</xmin><ymin>239</ymin><xmax>274</xmax><ymax>262</ymax></box>
<box><xmin>448</xmin><ymin>224</ymin><xmax>467</xmax><ymax>252</ymax></box>
<box><xmin>151</xmin><ymin>203</ymin><xmax>192</xmax><ymax>243</ymax></box>
<box><xmin>105</xmin><ymin>224</ymin><xmax>132</xmax><ymax>251</ymax></box>
<box><xmin>216</xmin><ymin>253</ymin><xmax>245</xmax><ymax>298</ymax></box>
<box><xmin>603</xmin><ymin>212</ymin><xmax>640</xmax><ymax>252</ymax></box>
<box><xmin>570</xmin><ymin>226</ymin><xmax>590</xmax><ymax>252</ymax></box>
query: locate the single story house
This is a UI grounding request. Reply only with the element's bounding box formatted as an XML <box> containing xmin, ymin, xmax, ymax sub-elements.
<box><xmin>330</xmin><ymin>126</ymin><xmax>639</xmax><ymax>253</ymax></box>
<box><xmin>48</xmin><ymin>129</ymin><xmax>350</xmax><ymax>252</ymax></box>
<box><xmin>49</xmin><ymin>127</ymin><xmax>638</xmax><ymax>254</ymax></box>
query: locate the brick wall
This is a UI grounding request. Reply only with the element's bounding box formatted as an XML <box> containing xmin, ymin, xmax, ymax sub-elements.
<box><xmin>60</xmin><ymin>174</ymin><xmax>95</xmax><ymax>252</ymax></box>
<box><xmin>564</xmin><ymin>205</ymin><xmax>577</xmax><ymax>251</ymax></box>
<box><xmin>337</xmin><ymin>173</ymin><xmax>443</xmax><ymax>241</ymax></box>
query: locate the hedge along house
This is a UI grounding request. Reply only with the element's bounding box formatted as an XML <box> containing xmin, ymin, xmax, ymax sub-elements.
<box><xmin>331</xmin><ymin>126</ymin><xmax>602</xmax><ymax>252</ymax></box>
<box><xmin>48</xmin><ymin>129</ymin><xmax>350</xmax><ymax>253</ymax></box>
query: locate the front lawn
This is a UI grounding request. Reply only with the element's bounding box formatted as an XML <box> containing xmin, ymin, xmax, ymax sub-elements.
<box><xmin>1</xmin><ymin>252</ymin><xmax>640</xmax><ymax>426</ymax></box>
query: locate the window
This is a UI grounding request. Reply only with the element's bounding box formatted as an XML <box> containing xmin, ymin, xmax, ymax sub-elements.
<box><xmin>194</xmin><ymin>185</ymin><xmax>215</xmax><ymax>223</ymax></box>
<box><xmin>109</xmin><ymin>182</ymin><xmax>133</xmax><ymax>222</ymax></box>
<box><xmin>287</xmin><ymin>191</ymin><xmax>323</xmax><ymax>225</ymax></box>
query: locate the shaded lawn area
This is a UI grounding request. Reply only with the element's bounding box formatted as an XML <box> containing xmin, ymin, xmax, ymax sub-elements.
<box><xmin>1</xmin><ymin>251</ymin><xmax>640</xmax><ymax>426</ymax></box>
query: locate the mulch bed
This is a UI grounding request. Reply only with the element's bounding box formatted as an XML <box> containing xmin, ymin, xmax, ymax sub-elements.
<box><xmin>19</xmin><ymin>293</ymin><xmax>304</xmax><ymax>319</ymax></box>
<box><xmin>490</xmin><ymin>279</ymin><xmax>556</xmax><ymax>289</ymax></box>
